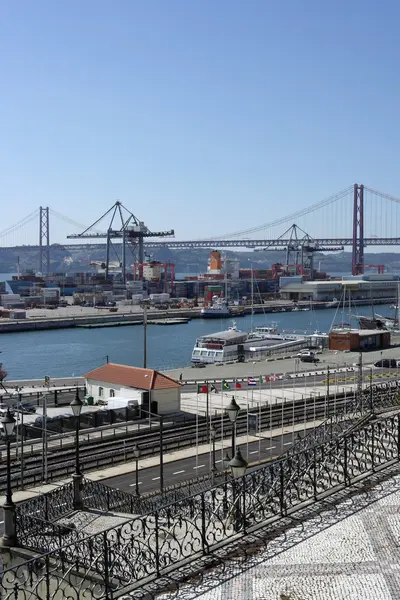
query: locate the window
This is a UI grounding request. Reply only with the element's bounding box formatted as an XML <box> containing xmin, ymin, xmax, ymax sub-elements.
<box><xmin>109</xmin><ymin>389</ymin><xmax>115</xmax><ymax>397</ymax></box>
<box><xmin>99</xmin><ymin>387</ymin><xmax>103</xmax><ymax>397</ymax></box>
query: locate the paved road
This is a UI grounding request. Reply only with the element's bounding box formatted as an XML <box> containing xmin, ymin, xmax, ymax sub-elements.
<box><xmin>166</xmin><ymin>343</ymin><xmax>400</xmax><ymax>381</ymax></box>
<box><xmin>0</xmin><ymin>430</ymin><xmax>296</xmax><ymax>536</ymax></box>
<box><xmin>102</xmin><ymin>430</ymin><xmax>297</xmax><ymax>494</ymax></box>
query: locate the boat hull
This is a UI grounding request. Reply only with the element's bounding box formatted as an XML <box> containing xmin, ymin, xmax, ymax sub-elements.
<box><xmin>200</xmin><ymin>310</ymin><xmax>231</xmax><ymax>318</ymax></box>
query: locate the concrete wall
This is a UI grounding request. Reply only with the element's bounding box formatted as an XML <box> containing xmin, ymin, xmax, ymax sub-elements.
<box><xmin>86</xmin><ymin>379</ymin><xmax>124</xmax><ymax>402</ymax></box>
<box><xmin>152</xmin><ymin>388</ymin><xmax>180</xmax><ymax>414</ymax></box>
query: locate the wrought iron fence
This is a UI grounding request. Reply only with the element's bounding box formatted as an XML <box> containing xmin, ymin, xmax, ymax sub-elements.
<box><xmin>15</xmin><ymin>481</ymin><xmax>75</xmax><ymax>524</ymax></box>
<box><xmin>5</xmin><ymin>410</ymin><xmax>400</xmax><ymax>599</ymax></box>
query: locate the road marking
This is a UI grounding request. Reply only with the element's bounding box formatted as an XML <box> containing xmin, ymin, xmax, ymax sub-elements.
<box><xmin>266</xmin><ymin>446</ymin><xmax>276</xmax><ymax>451</ymax></box>
<box><xmin>173</xmin><ymin>470</ymin><xmax>185</xmax><ymax>475</ymax></box>
<box><xmin>249</xmin><ymin>450</ymin><xmax>258</xmax><ymax>454</ymax></box>
<box><xmin>193</xmin><ymin>464</ymin><xmax>205</xmax><ymax>469</ymax></box>
<box><xmin>283</xmin><ymin>442</ymin><xmax>292</xmax><ymax>446</ymax></box>
<box><xmin>0</xmin><ymin>521</ymin><xmax>3</xmax><ymax>524</ymax></box>
<box><xmin>129</xmin><ymin>482</ymin><xmax>143</xmax><ymax>487</ymax></box>
<box><xmin>152</xmin><ymin>477</ymin><xmax>160</xmax><ymax>480</ymax></box>
<box><xmin>215</xmin><ymin>459</ymin><xmax>222</xmax><ymax>464</ymax></box>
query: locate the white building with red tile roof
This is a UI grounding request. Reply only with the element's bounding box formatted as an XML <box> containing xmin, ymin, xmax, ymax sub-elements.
<box><xmin>84</xmin><ymin>363</ymin><xmax>181</xmax><ymax>414</ymax></box>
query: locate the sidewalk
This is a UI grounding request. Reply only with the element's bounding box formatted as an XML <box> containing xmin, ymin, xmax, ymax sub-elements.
<box><xmin>2</xmin><ymin>419</ymin><xmax>323</xmax><ymax>505</ymax></box>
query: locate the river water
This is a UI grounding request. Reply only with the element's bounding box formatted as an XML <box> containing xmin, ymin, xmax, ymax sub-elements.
<box><xmin>0</xmin><ymin>304</ymin><xmax>394</xmax><ymax>380</ymax></box>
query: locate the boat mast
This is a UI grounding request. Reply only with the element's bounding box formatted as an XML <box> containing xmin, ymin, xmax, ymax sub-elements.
<box><xmin>341</xmin><ymin>285</ymin><xmax>345</xmax><ymax>328</ymax></box>
<box><xmin>370</xmin><ymin>284</ymin><xmax>375</xmax><ymax>320</ymax></box>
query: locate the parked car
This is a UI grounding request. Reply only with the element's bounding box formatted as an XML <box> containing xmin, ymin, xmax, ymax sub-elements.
<box><xmin>34</xmin><ymin>416</ymin><xmax>56</xmax><ymax>428</ymax></box>
<box><xmin>374</xmin><ymin>359</ymin><xmax>400</xmax><ymax>369</ymax></box>
<box><xmin>300</xmin><ymin>355</ymin><xmax>320</xmax><ymax>364</ymax></box>
<box><xmin>297</xmin><ymin>350</ymin><xmax>315</xmax><ymax>358</ymax></box>
<box><xmin>15</xmin><ymin>403</ymin><xmax>36</xmax><ymax>414</ymax></box>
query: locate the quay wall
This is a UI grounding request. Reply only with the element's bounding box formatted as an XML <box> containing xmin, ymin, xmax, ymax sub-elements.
<box><xmin>0</xmin><ymin>298</ymin><xmax>393</xmax><ymax>334</ymax></box>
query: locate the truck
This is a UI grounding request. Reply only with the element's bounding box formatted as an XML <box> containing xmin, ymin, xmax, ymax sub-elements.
<box><xmin>106</xmin><ymin>397</ymin><xmax>140</xmax><ymax>410</ymax></box>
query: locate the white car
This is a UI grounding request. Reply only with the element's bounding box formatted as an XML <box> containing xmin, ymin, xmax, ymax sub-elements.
<box><xmin>297</xmin><ymin>350</ymin><xmax>315</xmax><ymax>358</ymax></box>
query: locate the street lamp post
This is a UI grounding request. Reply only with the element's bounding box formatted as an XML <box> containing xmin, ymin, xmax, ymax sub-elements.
<box><xmin>226</xmin><ymin>396</ymin><xmax>241</xmax><ymax>458</ymax></box>
<box><xmin>159</xmin><ymin>415</ymin><xmax>164</xmax><ymax>492</ymax></box>
<box><xmin>1</xmin><ymin>409</ymin><xmax>16</xmax><ymax>547</ymax></box>
<box><xmin>229</xmin><ymin>448</ymin><xmax>248</xmax><ymax>532</ymax></box>
<box><xmin>222</xmin><ymin>452</ymin><xmax>231</xmax><ymax>516</ymax></box>
<box><xmin>210</xmin><ymin>425</ymin><xmax>217</xmax><ymax>472</ymax></box>
<box><xmin>133</xmin><ymin>444</ymin><xmax>141</xmax><ymax>496</ymax></box>
<box><xmin>70</xmin><ymin>388</ymin><xmax>83</xmax><ymax>510</ymax></box>
<box><xmin>369</xmin><ymin>367</ymin><xmax>374</xmax><ymax>412</ymax></box>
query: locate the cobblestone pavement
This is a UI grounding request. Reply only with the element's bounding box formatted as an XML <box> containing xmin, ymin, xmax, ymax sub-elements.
<box><xmin>162</xmin><ymin>470</ymin><xmax>400</xmax><ymax>600</ymax></box>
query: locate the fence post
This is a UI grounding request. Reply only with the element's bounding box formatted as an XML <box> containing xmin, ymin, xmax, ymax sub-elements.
<box><xmin>45</xmin><ymin>495</ymin><xmax>49</xmax><ymax>521</ymax></box>
<box><xmin>370</xmin><ymin>422</ymin><xmax>375</xmax><ymax>472</ymax></box>
<box><xmin>155</xmin><ymin>512</ymin><xmax>161</xmax><ymax>576</ymax></box>
<box><xmin>106</xmin><ymin>488</ymin><xmax>110</xmax><ymax>511</ymax></box>
<box><xmin>344</xmin><ymin>436</ymin><xmax>349</xmax><ymax>485</ymax></box>
<box><xmin>103</xmin><ymin>531</ymin><xmax>111</xmax><ymax>600</ymax></box>
<box><xmin>45</xmin><ymin>554</ymin><xmax>51</xmax><ymax>600</ymax></box>
<box><xmin>242</xmin><ymin>477</ymin><xmax>247</xmax><ymax>535</ymax></box>
<box><xmin>313</xmin><ymin>447</ymin><xmax>317</xmax><ymax>500</ymax></box>
<box><xmin>397</xmin><ymin>416</ymin><xmax>400</xmax><ymax>460</ymax></box>
<box><xmin>201</xmin><ymin>493</ymin><xmax>208</xmax><ymax>553</ymax></box>
<box><xmin>279</xmin><ymin>462</ymin><xmax>285</xmax><ymax>516</ymax></box>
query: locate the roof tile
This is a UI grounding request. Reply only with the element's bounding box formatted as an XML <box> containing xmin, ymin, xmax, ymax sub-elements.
<box><xmin>84</xmin><ymin>363</ymin><xmax>180</xmax><ymax>391</ymax></box>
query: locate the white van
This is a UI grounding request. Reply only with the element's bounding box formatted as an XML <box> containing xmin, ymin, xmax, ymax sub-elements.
<box><xmin>107</xmin><ymin>397</ymin><xmax>139</xmax><ymax>411</ymax></box>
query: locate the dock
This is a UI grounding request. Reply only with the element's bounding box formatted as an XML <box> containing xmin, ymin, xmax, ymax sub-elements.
<box><xmin>76</xmin><ymin>321</ymin><xmax>141</xmax><ymax>329</ymax></box>
<box><xmin>147</xmin><ymin>318</ymin><xmax>189</xmax><ymax>325</ymax></box>
<box><xmin>76</xmin><ymin>317</ymin><xmax>190</xmax><ymax>329</ymax></box>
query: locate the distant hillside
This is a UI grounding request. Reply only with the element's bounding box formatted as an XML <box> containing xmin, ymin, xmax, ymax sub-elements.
<box><xmin>0</xmin><ymin>244</ymin><xmax>399</xmax><ymax>276</ymax></box>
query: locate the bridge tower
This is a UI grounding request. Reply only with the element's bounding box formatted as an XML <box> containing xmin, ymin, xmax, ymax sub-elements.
<box><xmin>39</xmin><ymin>206</ymin><xmax>50</xmax><ymax>275</ymax></box>
<box><xmin>352</xmin><ymin>184</ymin><xmax>364</xmax><ymax>276</ymax></box>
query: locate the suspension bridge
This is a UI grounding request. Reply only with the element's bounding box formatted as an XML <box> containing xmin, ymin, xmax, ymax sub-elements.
<box><xmin>1</xmin><ymin>183</ymin><xmax>400</xmax><ymax>277</ymax></box>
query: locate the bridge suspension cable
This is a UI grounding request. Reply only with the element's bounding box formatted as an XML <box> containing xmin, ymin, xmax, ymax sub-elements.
<box><xmin>205</xmin><ymin>185</ymin><xmax>354</xmax><ymax>240</ymax></box>
<box><xmin>0</xmin><ymin>209</ymin><xmax>40</xmax><ymax>239</ymax></box>
<box><xmin>364</xmin><ymin>186</ymin><xmax>400</xmax><ymax>205</ymax></box>
<box><xmin>49</xmin><ymin>208</ymin><xmax>102</xmax><ymax>234</ymax></box>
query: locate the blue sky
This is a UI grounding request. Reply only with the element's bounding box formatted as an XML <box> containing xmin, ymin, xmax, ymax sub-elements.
<box><xmin>0</xmin><ymin>0</ymin><xmax>399</xmax><ymax>244</ymax></box>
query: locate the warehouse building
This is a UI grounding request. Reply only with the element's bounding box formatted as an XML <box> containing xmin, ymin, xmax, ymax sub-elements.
<box><xmin>329</xmin><ymin>329</ymin><xmax>391</xmax><ymax>352</ymax></box>
<box><xmin>279</xmin><ymin>274</ymin><xmax>400</xmax><ymax>302</ymax></box>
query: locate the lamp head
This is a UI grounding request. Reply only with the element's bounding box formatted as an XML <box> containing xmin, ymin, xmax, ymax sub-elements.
<box><xmin>70</xmin><ymin>388</ymin><xmax>83</xmax><ymax>418</ymax></box>
<box><xmin>226</xmin><ymin>396</ymin><xmax>241</xmax><ymax>423</ymax></box>
<box><xmin>1</xmin><ymin>409</ymin><xmax>16</xmax><ymax>438</ymax></box>
<box><xmin>229</xmin><ymin>448</ymin><xmax>248</xmax><ymax>479</ymax></box>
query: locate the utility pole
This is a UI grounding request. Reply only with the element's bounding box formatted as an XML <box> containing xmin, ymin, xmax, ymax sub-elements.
<box><xmin>159</xmin><ymin>416</ymin><xmax>164</xmax><ymax>492</ymax></box>
<box><xmin>326</xmin><ymin>366</ymin><xmax>330</xmax><ymax>420</ymax></box>
<box><xmin>143</xmin><ymin>303</ymin><xmax>148</xmax><ymax>369</ymax></box>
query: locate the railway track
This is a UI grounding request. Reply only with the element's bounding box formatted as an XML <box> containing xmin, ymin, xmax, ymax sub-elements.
<box><xmin>0</xmin><ymin>393</ymin><xmax>359</xmax><ymax>493</ymax></box>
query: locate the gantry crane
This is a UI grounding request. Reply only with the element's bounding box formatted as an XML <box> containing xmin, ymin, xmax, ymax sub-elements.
<box><xmin>67</xmin><ymin>201</ymin><xmax>174</xmax><ymax>282</ymax></box>
<box><xmin>263</xmin><ymin>224</ymin><xmax>344</xmax><ymax>279</ymax></box>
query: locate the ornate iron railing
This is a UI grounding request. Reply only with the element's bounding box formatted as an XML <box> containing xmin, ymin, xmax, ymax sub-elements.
<box><xmin>4</xmin><ymin>410</ymin><xmax>400</xmax><ymax>599</ymax></box>
<box><xmin>15</xmin><ymin>481</ymin><xmax>75</xmax><ymax>524</ymax></box>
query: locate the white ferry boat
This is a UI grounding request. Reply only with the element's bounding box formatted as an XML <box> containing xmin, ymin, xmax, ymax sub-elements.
<box><xmin>247</xmin><ymin>324</ymin><xmax>305</xmax><ymax>343</ymax></box>
<box><xmin>191</xmin><ymin>323</ymin><xmax>247</xmax><ymax>364</ymax></box>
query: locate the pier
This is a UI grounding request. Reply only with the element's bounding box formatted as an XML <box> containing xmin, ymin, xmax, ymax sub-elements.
<box><xmin>0</xmin><ymin>298</ymin><xmax>393</xmax><ymax>334</ymax></box>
